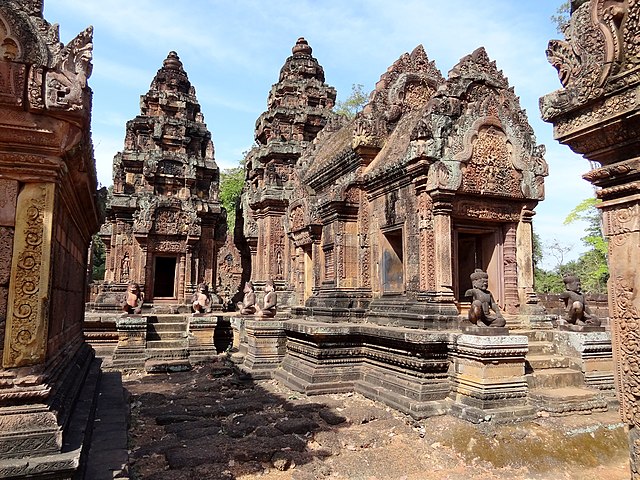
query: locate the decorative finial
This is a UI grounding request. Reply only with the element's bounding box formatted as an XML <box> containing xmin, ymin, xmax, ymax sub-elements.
<box><xmin>292</xmin><ymin>37</ymin><xmax>312</xmax><ymax>56</ymax></box>
<box><xmin>163</xmin><ymin>51</ymin><xmax>183</xmax><ymax>70</ymax></box>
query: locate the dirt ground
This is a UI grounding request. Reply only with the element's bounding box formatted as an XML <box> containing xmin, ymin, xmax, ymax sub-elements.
<box><xmin>123</xmin><ymin>358</ymin><xmax>630</xmax><ymax>480</ymax></box>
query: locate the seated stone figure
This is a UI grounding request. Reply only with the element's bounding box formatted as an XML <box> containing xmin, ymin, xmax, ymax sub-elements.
<box><xmin>192</xmin><ymin>282</ymin><xmax>212</xmax><ymax>315</ymax></box>
<box><xmin>465</xmin><ymin>269</ymin><xmax>506</xmax><ymax>327</ymax></box>
<box><xmin>257</xmin><ymin>279</ymin><xmax>277</xmax><ymax>318</ymax></box>
<box><xmin>559</xmin><ymin>274</ymin><xmax>601</xmax><ymax>326</ymax></box>
<box><xmin>122</xmin><ymin>282</ymin><xmax>144</xmax><ymax>315</ymax></box>
<box><xmin>237</xmin><ymin>281</ymin><xmax>257</xmax><ymax>315</ymax></box>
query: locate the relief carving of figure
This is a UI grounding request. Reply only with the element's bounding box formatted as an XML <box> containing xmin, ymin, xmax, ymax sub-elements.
<box><xmin>46</xmin><ymin>27</ymin><xmax>93</xmax><ymax>111</ymax></box>
<box><xmin>120</xmin><ymin>252</ymin><xmax>130</xmax><ymax>282</ymax></box>
<box><xmin>257</xmin><ymin>279</ymin><xmax>277</xmax><ymax>318</ymax></box>
<box><xmin>122</xmin><ymin>282</ymin><xmax>144</xmax><ymax>315</ymax></box>
<box><xmin>465</xmin><ymin>269</ymin><xmax>506</xmax><ymax>327</ymax></box>
<box><xmin>192</xmin><ymin>282</ymin><xmax>212</xmax><ymax>315</ymax></box>
<box><xmin>558</xmin><ymin>274</ymin><xmax>601</xmax><ymax>326</ymax></box>
<box><xmin>237</xmin><ymin>281</ymin><xmax>256</xmax><ymax>315</ymax></box>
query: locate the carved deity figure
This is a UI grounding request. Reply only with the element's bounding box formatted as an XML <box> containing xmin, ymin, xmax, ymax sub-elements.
<box><xmin>237</xmin><ymin>281</ymin><xmax>257</xmax><ymax>315</ymax></box>
<box><xmin>465</xmin><ymin>269</ymin><xmax>506</xmax><ymax>327</ymax></box>
<box><xmin>257</xmin><ymin>279</ymin><xmax>277</xmax><ymax>318</ymax></box>
<box><xmin>122</xmin><ymin>282</ymin><xmax>144</xmax><ymax>315</ymax></box>
<box><xmin>559</xmin><ymin>275</ymin><xmax>601</xmax><ymax>326</ymax></box>
<box><xmin>192</xmin><ymin>282</ymin><xmax>212</xmax><ymax>315</ymax></box>
<box><xmin>120</xmin><ymin>252</ymin><xmax>130</xmax><ymax>282</ymax></box>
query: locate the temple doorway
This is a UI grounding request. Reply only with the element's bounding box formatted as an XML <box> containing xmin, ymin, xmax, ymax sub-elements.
<box><xmin>303</xmin><ymin>247</ymin><xmax>313</xmax><ymax>301</ymax></box>
<box><xmin>153</xmin><ymin>256</ymin><xmax>177</xmax><ymax>298</ymax></box>
<box><xmin>454</xmin><ymin>226</ymin><xmax>503</xmax><ymax>305</ymax></box>
<box><xmin>381</xmin><ymin>228</ymin><xmax>404</xmax><ymax>294</ymax></box>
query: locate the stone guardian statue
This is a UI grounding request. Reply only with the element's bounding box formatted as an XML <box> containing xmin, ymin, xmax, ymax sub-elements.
<box><xmin>237</xmin><ymin>281</ymin><xmax>257</xmax><ymax>315</ymax></box>
<box><xmin>465</xmin><ymin>269</ymin><xmax>506</xmax><ymax>327</ymax></box>
<box><xmin>559</xmin><ymin>274</ymin><xmax>601</xmax><ymax>326</ymax></box>
<box><xmin>122</xmin><ymin>282</ymin><xmax>144</xmax><ymax>315</ymax></box>
<box><xmin>256</xmin><ymin>279</ymin><xmax>277</xmax><ymax>318</ymax></box>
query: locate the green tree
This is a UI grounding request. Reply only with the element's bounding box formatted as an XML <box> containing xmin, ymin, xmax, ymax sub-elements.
<box><xmin>551</xmin><ymin>1</ymin><xmax>571</xmax><ymax>33</ymax></box>
<box><xmin>91</xmin><ymin>234</ymin><xmax>106</xmax><ymax>281</ymax></box>
<box><xmin>220</xmin><ymin>165</ymin><xmax>245</xmax><ymax>230</ymax></box>
<box><xmin>91</xmin><ymin>186</ymin><xmax>109</xmax><ymax>281</ymax></box>
<box><xmin>533</xmin><ymin>232</ymin><xmax>565</xmax><ymax>293</ymax></box>
<box><xmin>563</xmin><ymin>197</ymin><xmax>608</xmax><ymax>293</ymax></box>
<box><xmin>334</xmin><ymin>83</ymin><xmax>368</xmax><ymax>119</ymax></box>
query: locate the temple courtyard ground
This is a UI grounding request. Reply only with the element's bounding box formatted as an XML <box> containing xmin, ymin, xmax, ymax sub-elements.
<box><xmin>93</xmin><ymin>352</ymin><xmax>630</xmax><ymax>480</ymax></box>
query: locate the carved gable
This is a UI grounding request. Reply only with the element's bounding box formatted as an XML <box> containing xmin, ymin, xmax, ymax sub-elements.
<box><xmin>461</xmin><ymin>124</ymin><xmax>520</xmax><ymax>197</ymax></box>
<box><xmin>363</xmin><ymin>45</ymin><xmax>444</xmax><ymax>137</ymax></box>
<box><xmin>423</xmin><ymin>47</ymin><xmax>547</xmax><ymax>200</ymax></box>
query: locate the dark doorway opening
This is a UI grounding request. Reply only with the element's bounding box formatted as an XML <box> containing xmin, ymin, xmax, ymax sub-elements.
<box><xmin>457</xmin><ymin>233</ymin><xmax>484</xmax><ymax>300</ymax></box>
<box><xmin>154</xmin><ymin>256</ymin><xmax>177</xmax><ymax>298</ymax></box>
<box><xmin>381</xmin><ymin>229</ymin><xmax>404</xmax><ymax>294</ymax></box>
<box><xmin>454</xmin><ymin>227</ymin><xmax>503</xmax><ymax>305</ymax></box>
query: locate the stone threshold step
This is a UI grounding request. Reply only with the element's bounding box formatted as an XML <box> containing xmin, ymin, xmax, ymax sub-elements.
<box><xmin>527</xmin><ymin>341</ymin><xmax>555</xmax><ymax>355</ymax></box>
<box><xmin>529</xmin><ymin>386</ymin><xmax>608</xmax><ymax>416</ymax></box>
<box><xmin>526</xmin><ymin>368</ymin><xmax>584</xmax><ymax>389</ymax></box>
<box><xmin>525</xmin><ymin>354</ymin><xmax>576</xmax><ymax>370</ymax></box>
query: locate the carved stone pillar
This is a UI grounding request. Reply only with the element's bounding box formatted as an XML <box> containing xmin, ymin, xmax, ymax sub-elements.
<box><xmin>430</xmin><ymin>192</ymin><xmax>455</xmax><ymax>305</ymax></box>
<box><xmin>3</xmin><ymin>183</ymin><xmax>55</xmax><ymax>367</ymax></box>
<box><xmin>185</xmin><ymin>245</ymin><xmax>193</xmax><ymax>297</ymax></box>
<box><xmin>177</xmin><ymin>254</ymin><xmax>186</xmax><ymax>303</ymax></box>
<box><xmin>540</xmin><ymin>1</ymin><xmax>640</xmax><ymax>475</ymax></box>
<box><xmin>503</xmin><ymin>223</ymin><xmax>518</xmax><ymax>315</ymax></box>
<box><xmin>516</xmin><ymin>209</ymin><xmax>540</xmax><ymax>313</ymax></box>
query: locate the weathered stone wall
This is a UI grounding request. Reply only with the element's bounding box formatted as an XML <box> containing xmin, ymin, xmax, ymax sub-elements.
<box><xmin>538</xmin><ymin>293</ymin><xmax>609</xmax><ymax>321</ymax></box>
<box><xmin>49</xmin><ymin>189</ymin><xmax>93</xmax><ymax>357</ymax></box>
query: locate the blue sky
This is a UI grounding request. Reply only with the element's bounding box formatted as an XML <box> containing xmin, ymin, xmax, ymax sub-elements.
<box><xmin>43</xmin><ymin>0</ymin><xmax>592</xmax><ymax>269</ymax></box>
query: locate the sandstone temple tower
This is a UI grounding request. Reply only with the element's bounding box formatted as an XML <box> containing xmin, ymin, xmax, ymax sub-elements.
<box><xmin>237</xmin><ymin>37</ymin><xmax>338</xmax><ymax>305</ymax></box>
<box><xmin>100</xmin><ymin>52</ymin><xmax>224</xmax><ymax>307</ymax></box>
<box><xmin>0</xmin><ymin>1</ymin><xmax>101</xmax><ymax>476</ymax></box>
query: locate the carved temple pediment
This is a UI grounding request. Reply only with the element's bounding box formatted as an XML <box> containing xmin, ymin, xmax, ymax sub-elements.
<box><xmin>0</xmin><ymin>3</ymin><xmax>92</xmax><ymax>118</ymax></box>
<box><xmin>412</xmin><ymin>48</ymin><xmax>549</xmax><ymax>201</ymax></box>
<box><xmin>362</xmin><ymin>45</ymin><xmax>445</xmax><ymax>135</ymax></box>
<box><xmin>541</xmin><ymin>0</ymin><xmax>637</xmax><ymax>122</ymax></box>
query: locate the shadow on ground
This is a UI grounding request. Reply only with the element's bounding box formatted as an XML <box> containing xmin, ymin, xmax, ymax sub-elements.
<box><xmin>123</xmin><ymin>357</ymin><xmax>631</xmax><ymax>480</ymax></box>
<box><xmin>125</xmin><ymin>359</ymin><xmax>354</xmax><ymax>480</ymax></box>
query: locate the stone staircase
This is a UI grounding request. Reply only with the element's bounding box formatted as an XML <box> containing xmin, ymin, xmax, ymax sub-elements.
<box><xmin>524</xmin><ymin>330</ymin><xmax>608</xmax><ymax>416</ymax></box>
<box><xmin>144</xmin><ymin>315</ymin><xmax>191</xmax><ymax>373</ymax></box>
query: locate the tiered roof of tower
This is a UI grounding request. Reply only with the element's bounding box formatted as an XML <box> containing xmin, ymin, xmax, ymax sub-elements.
<box><xmin>109</xmin><ymin>51</ymin><xmax>220</xmax><ymax>226</ymax></box>
<box><xmin>246</xmin><ymin>37</ymin><xmax>338</xmax><ymax>194</ymax></box>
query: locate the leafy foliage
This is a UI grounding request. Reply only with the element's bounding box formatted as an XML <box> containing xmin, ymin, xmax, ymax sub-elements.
<box><xmin>91</xmin><ymin>234</ymin><xmax>106</xmax><ymax>281</ymax></box>
<box><xmin>334</xmin><ymin>83</ymin><xmax>368</xmax><ymax>119</ymax></box>
<box><xmin>551</xmin><ymin>1</ymin><xmax>571</xmax><ymax>33</ymax></box>
<box><xmin>534</xmin><ymin>197</ymin><xmax>609</xmax><ymax>294</ymax></box>
<box><xmin>220</xmin><ymin>166</ymin><xmax>245</xmax><ymax>230</ymax></box>
<box><xmin>91</xmin><ymin>186</ymin><xmax>109</xmax><ymax>281</ymax></box>
<box><xmin>563</xmin><ymin>197</ymin><xmax>608</xmax><ymax>293</ymax></box>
